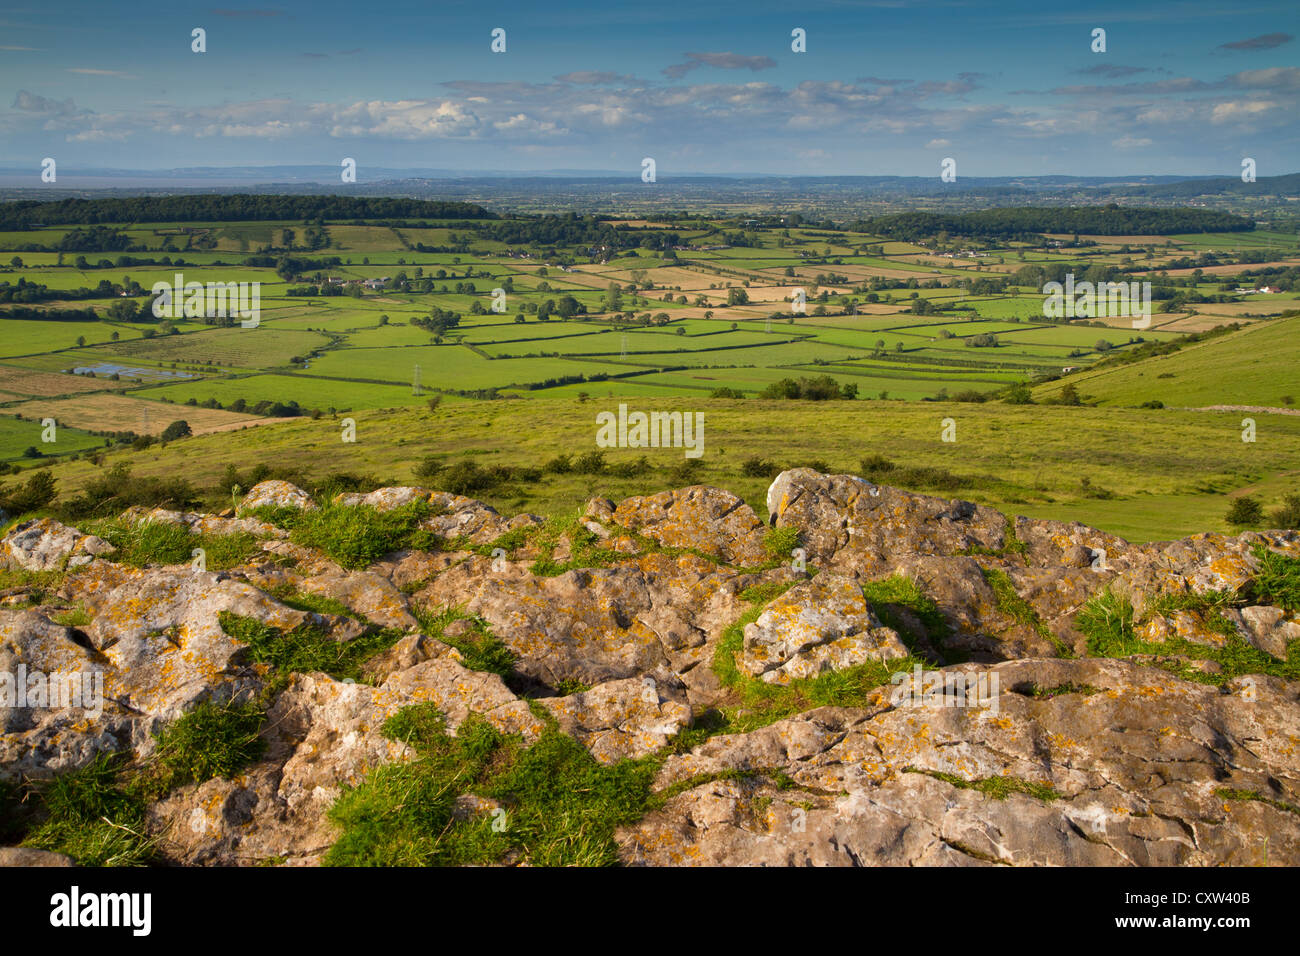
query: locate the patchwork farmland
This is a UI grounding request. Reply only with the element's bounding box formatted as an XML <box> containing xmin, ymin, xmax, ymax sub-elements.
<box><xmin>1</xmin><ymin>195</ymin><xmax>1297</xmax><ymax>540</ymax></box>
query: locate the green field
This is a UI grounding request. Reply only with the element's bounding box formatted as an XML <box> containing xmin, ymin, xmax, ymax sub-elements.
<box><xmin>2</xmin><ymin>206</ymin><xmax>1297</xmax><ymax>508</ymax></box>
<box><xmin>1035</xmin><ymin>316</ymin><xmax>1300</xmax><ymax>409</ymax></box>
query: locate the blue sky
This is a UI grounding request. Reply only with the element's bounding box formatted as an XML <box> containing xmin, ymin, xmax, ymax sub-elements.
<box><xmin>2</xmin><ymin>0</ymin><xmax>1298</xmax><ymax>176</ymax></box>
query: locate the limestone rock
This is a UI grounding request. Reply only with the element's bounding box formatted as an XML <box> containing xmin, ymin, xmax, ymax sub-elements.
<box><xmin>0</xmin><ymin>847</ymin><xmax>75</xmax><ymax>866</ymax></box>
<box><xmin>1</xmin><ymin>518</ymin><xmax>114</xmax><ymax>571</ymax></box>
<box><xmin>613</xmin><ymin>485</ymin><xmax>769</xmax><ymax>566</ymax></box>
<box><xmin>740</xmin><ymin>573</ymin><xmax>908</xmax><ymax>684</ymax></box>
<box><xmin>538</xmin><ymin>675</ymin><xmax>693</xmax><ymax>763</ymax></box>
<box><xmin>241</xmin><ymin>480</ymin><xmax>317</xmax><ymax>512</ymax></box>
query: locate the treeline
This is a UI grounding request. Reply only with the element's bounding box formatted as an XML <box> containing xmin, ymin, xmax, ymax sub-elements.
<box><xmin>0</xmin><ymin>305</ymin><xmax>99</xmax><ymax>322</ymax></box>
<box><xmin>0</xmin><ymin>277</ymin><xmax>120</xmax><ymax>304</ymax></box>
<box><xmin>853</xmin><ymin>206</ymin><xmax>1253</xmax><ymax>241</ymax></box>
<box><xmin>473</xmin><ymin>213</ymin><xmax>681</xmax><ymax>251</ymax></box>
<box><xmin>0</xmin><ymin>196</ymin><xmax>497</xmax><ymax>229</ymax></box>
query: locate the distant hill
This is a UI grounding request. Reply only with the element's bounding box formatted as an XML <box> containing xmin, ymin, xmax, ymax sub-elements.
<box><xmin>1105</xmin><ymin>172</ymin><xmax>1300</xmax><ymax>200</ymax></box>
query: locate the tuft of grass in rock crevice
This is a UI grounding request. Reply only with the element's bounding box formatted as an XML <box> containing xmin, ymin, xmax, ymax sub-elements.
<box><xmin>16</xmin><ymin>754</ymin><xmax>155</xmax><ymax>867</ymax></box>
<box><xmin>323</xmin><ymin>705</ymin><xmax>660</xmax><ymax>867</ymax></box>
<box><xmin>411</xmin><ymin>605</ymin><xmax>518</xmax><ymax>681</ymax></box>
<box><xmin>980</xmin><ymin>566</ymin><xmax>1073</xmax><ymax>658</ymax></box>
<box><xmin>83</xmin><ymin>517</ymin><xmax>261</xmax><ymax>571</ymax></box>
<box><xmin>1246</xmin><ymin>544</ymin><xmax>1300</xmax><ymax>613</ymax></box>
<box><xmin>0</xmin><ymin>567</ymin><xmax>66</xmax><ymax>608</ymax></box>
<box><xmin>264</xmin><ymin>584</ymin><xmax>365</xmax><ymax>622</ymax></box>
<box><xmin>146</xmin><ymin>698</ymin><xmax>267</xmax><ymax>796</ymax></box>
<box><xmin>218</xmin><ymin>611</ymin><xmax>404</xmax><ymax>689</ymax></box>
<box><xmin>861</xmin><ymin>574</ymin><xmax>961</xmax><ymax>661</ymax></box>
<box><xmin>904</xmin><ymin>767</ymin><xmax>1063</xmax><ymax>802</ymax></box>
<box><xmin>1215</xmin><ymin>787</ymin><xmax>1300</xmax><ymax>817</ymax></box>
<box><xmin>701</xmin><ymin>582</ymin><xmax>933</xmax><ymax>742</ymax></box>
<box><xmin>12</xmin><ymin>700</ymin><xmax>270</xmax><ymax>865</ymax></box>
<box><xmin>1074</xmin><ymin>586</ymin><xmax>1300</xmax><ymax>685</ymax></box>
<box><xmin>244</xmin><ymin>501</ymin><xmax>444</xmax><ymax>570</ymax></box>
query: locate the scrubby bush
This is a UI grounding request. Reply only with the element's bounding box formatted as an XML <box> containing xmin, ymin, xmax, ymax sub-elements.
<box><xmin>1267</xmin><ymin>494</ymin><xmax>1300</xmax><ymax>530</ymax></box>
<box><xmin>0</xmin><ymin>469</ymin><xmax>57</xmax><ymax>515</ymax></box>
<box><xmin>1225</xmin><ymin>495</ymin><xmax>1263</xmax><ymax>527</ymax></box>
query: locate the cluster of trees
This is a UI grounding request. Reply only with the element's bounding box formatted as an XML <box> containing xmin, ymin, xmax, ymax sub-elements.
<box><xmin>176</xmin><ymin>396</ymin><xmax>306</xmax><ymax>417</ymax></box>
<box><xmin>414</xmin><ymin>307</ymin><xmax>462</xmax><ymax>336</ymax></box>
<box><xmin>0</xmin><ymin>196</ymin><xmax>496</xmax><ymax>229</ymax></box>
<box><xmin>759</xmin><ymin>375</ymin><xmax>859</xmax><ymax>400</ymax></box>
<box><xmin>1226</xmin><ymin>493</ymin><xmax>1300</xmax><ymax>530</ymax></box>
<box><xmin>854</xmin><ymin>206</ymin><xmax>1252</xmax><ymax>242</ymax></box>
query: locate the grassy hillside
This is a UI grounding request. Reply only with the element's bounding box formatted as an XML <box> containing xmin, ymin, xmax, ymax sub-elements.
<box><xmin>1033</xmin><ymin>315</ymin><xmax>1300</xmax><ymax>409</ymax></box>
<box><xmin>12</xmin><ymin>397</ymin><xmax>1300</xmax><ymax>543</ymax></box>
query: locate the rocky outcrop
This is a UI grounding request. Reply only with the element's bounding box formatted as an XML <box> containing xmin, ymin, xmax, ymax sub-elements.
<box><xmin>619</xmin><ymin>658</ymin><xmax>1299</xmax><ymax>866</ymax></box>
<box><xmin>740</xmin><ymin>573</ymin><xmax>908</xmax><ymax>683</ymax></box>
<box><xmin>1</xmin><ymin>517</ymin><xmax>114</xmax><ymax>571</ymax></box>
<box><xmin>240</xmin><ymin>480</ymin><xmax>318</xmax><ymax>512</ymax></box>
<box><xmin>3</xmin><ymin>468</ymin><xmax>1299</xmax><ymax>867</ymax></box>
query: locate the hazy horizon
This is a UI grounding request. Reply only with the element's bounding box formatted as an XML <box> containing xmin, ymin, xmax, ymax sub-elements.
<box><xmin>2</xmin><ymin>0</ymin><xmax>1297</xmax><ymax>179</ymax></box>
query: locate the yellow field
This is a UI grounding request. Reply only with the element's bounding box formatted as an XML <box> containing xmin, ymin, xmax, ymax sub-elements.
<box><xmin>0</xmin><ymin>364</ymin><xmax>132</xmax><ymax>398</ymax></box>
<box><xmin>9</xmin><ymin>393</ymin><xmax>265</xmax><ymax>436</ymax></box>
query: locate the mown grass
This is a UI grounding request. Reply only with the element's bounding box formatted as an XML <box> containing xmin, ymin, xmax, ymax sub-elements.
<box><xmin>323</xmin><ymin>705</ymin><xmax>660</xmax><ymax>867</ymax></box>
<box><xmin>33</xmin><ymin>398</ymin><xmax>1300</xmax><ymax>544</ymax></box>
